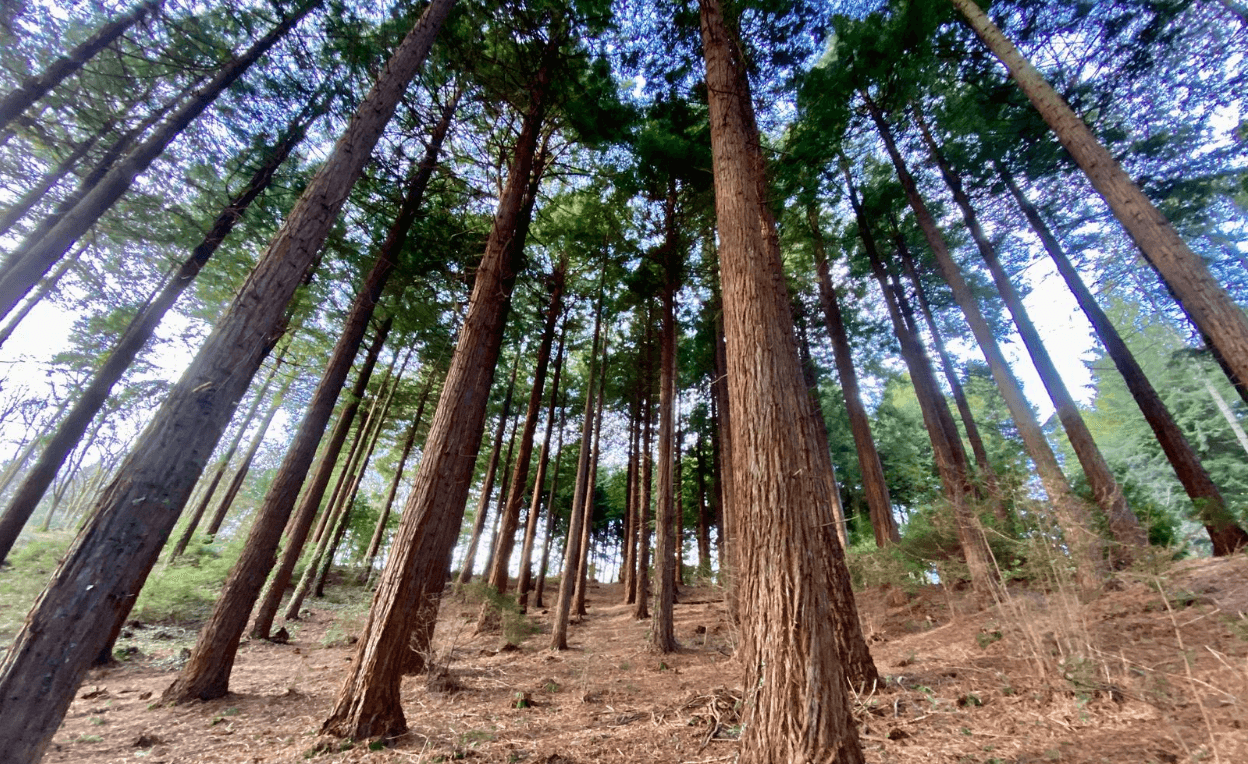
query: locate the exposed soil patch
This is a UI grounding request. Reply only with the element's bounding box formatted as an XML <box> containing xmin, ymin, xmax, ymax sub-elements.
<box><xmin>37</xmin><ymin>556</ymin><xmax>1248</xmax><ymax>763</ymax></box>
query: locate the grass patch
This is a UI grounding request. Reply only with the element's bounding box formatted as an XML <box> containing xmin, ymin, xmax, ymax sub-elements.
<box><xmin>0</xmin><ymin>533</ymin><xmax>74</xmax><ymax>643</ymax></box>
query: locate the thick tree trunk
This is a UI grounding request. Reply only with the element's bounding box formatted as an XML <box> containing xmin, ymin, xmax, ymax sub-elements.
<box><xmin>809</xmin><ymin>210</ymin><xmax>898</xmax><ymax>545</ymax></box>
<box><xmin>320</xmin><ymin>57</ymin><xmax>549</xmax><ymax>737</ymax></box>
<box><xmin>551</xmin><ymin>280</ymin><xmax>605</xmax><ymax>649</ymax></box>
<box><xmin>0</xmin><ymin>2</ymin><xmax>319</xmax><ymax>323</ymax></box>
<box><xmin>999</xmin><ymin>164</ymin><xmax>1248</xmax><ymax>554</ymax></box>
<box><xmin>950</xmin><ymin>0</ymin><xmax>1248</xmax><ymax>403</ymax></box>
<box><xmin>0</xmin><ymin>0</ymin><xmax>160</xmax><ymax>132</ymax></box>
<box><xmin>916</xmin><ymin>113</ymin><xmax>1146</xmax><ymax>555</ymax></box>
<box><xmin>0</xmin><ymin>0</ymin><xmax>456</xmax><ymax>726</ymax></box>
<box><xmin>698</xmin><ymin>0</ymin><xmax>865</xmax><ymax>758</ymax></box>
<box><xmin>865</xmin><ymin>96</ymin><xmax>1104</xmax><ymax>590</ymax></box>
<box><xmin>518</xmin><ymin>324</ymin><xmax>566</xmax><ymax>611</ymax></box>
<box><xmin>458</xmin><ymin>359</ymin><xmax>519</xmax><ymax>584</ymax></box>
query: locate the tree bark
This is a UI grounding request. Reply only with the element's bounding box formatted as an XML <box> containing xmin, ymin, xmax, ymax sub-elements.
<box><xmin>0</xmin><ymin>1</ymin><xmax>320</xmax><ymax>323</ymax></box>
<box><xmin>949</xmin><ymin>0</ymin><xmax>1248</xmax><ymax>405</ymax></box>
<box><xmin>632</xmin><ymin>332</ymin><xmax>654</xmax><ymax>622</ymax></box>
<box><xmin>533</xmin><ymin>417</ymin><xmax>566</xmax><ymax>610</ymax></box>
<box><xmin>808</xmin><ymin>209</ymin><xmax>898</xmax><ymax>545</ymax></box>
<box><xmin>651</xmin><ymin>231</ymin><xmax>679</xmax><ymax>652</ymax></box>
<box><xmin>0</xmin><ymin>0</ymin><xmax>458</xmax><ymax>728</ymax></box>
<box><xmin>0</xmin><ymin>0</ymin><xmax>160</xmax><ymax>132</ymax></box>
<box><xmin>694</xmin><ymin>432</ymin><xmax>712</xmax><ymax>577</ymax></box>
<box><xmin>865</xmin><ymin>95</ymin><xmax>1104</xmax><ymax>590</ymax></box>
<box><xmin>320</xmin><ymin>53</ymin><xmax>549</xmax><ymax>737</ymax></box>
<box><xmin>574</xmin><ymin>332</ymin><xmax>608</xmax><ymax>617</ymax></box>
<box><xmin>697</xmin><ymin>0</ymin><xmax>865</xmax><ymax>758</ymax></box>
<box><xmin>795</xmin><ymin>293</ymin><xmax>850</xmax><ymax>549</ymax></box>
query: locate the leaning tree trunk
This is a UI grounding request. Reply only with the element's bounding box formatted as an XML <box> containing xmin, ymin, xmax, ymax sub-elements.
<box><xmin>999</xmin><ymin>162</ymin><xmax>1248</xmax><ymax>555</ymax></box>
<box><xmin>0</xmin><ymin>1</ymin><xmax>319</xmax><ymax>323</ymax></box>
<box><xmin>865</xmin><ymin>96</ymin><xmax>1104</xmax><ymax>591</ymax></box>
<box><xmin>0</xmin><ymin>120</ymin><xmax>112</xmax><ymax>241</ymax></box>
<box><xmin>0</xmin><ymin>3</ymin><xmax>452</xmax><ymax>750</ymax></box>
<box><xmin>915</xmin><ymin>112</ymin><xmax>1146</xmax><ymax>556</ymax></box>
<box><xmin>949</xmin><ymin>0</ymin><xmax>1248</xmax><ymax>404</ymax></box>
<box><xmin>320</xmin><ymin>56</ymin><xmax>550</xmax><ymax>739</ymax></box>
<box><xmin>517</xmin><ymin>323</ymin><xmax>566</xmax><ymax>610</ymax></box>
<box><xmin>166</xmin><ymin>356</ymin><xmax>285</xmax><ymax>563</ymax></box>
<box><xmin>361</xmin><ymin>371</ymin><xmax>437</xmax><ymax>583</ymax></box>
<box><xmin>808</xmin><ymin>208</ymin><xmax>898</xmax><ymax>545</ymax></box>
<box><xmin>533</xmin><ymin>421</ymin><xmax>566</xmax><ymax>610</ymax></box>
<box><xmin>458</xmin><ymin>356</ymin><xmax>520</xmax><ymax>584</ymax></box>
<box><xmin>0</xmin><ymin>0</ymin><xmax>160</xmax><ymax>132</ymax></box>
<box><xmin>697</xmin><ymin>0</ymin><xmax>865</xmax><ymax>758</ymax></box>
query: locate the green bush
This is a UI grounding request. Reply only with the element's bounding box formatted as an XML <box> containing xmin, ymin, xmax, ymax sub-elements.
<box><xmin>131</xmin><ymin>537</ymin><xmax>242</xmax><ymax>624</ymax></box>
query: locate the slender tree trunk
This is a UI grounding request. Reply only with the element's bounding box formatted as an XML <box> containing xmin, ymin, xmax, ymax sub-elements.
<box><xmin>916</xmin><ymin>112</ymin><xmax>1146</xmax><ymax>555</ymax></box>
<box><xmin>795</xmin><ymin>295</ymin><xmax>850</xmax><ymax>548</ymax></box>
<box><xmin>551</xmin><ymin>275</ymin><xmax>605</xmax><ymax>649</ymax></box>
<box><xmin>314</xmin><ymin>409</ymin><xmax>374</xmax><ymax>545</ymax></box>
<box><xmin>459</xmin><ymin>358</ymin><xmax>520</xmax><ymax>584</ymax></box>
<box><xmin>321</xmin><ymin>54</ymin><xmax>550</xmax><ymax>737</ymax></box>
<box><xmin>360</xmin><ymin>373</ymin><xmax>436</xmax><ymax>584</ymax></box>
<box><xmin>694</xmin><ymin>432</ymin><xmax>712</xmax><ymax>577</ymax></box>
<box><xmin>518</xmin><ymin>324</ymin><xmax>566</xmax><ymax>611</ymax></box>
<box><xmin>574</xmin><ymin>334</ymin><xmax>608</xmax><ymax>618</ymax></box>
<box><xmin>0</xmin><ymin>0</ymin><xmax>160</xmax><ymax>132</ymax></box>
<box><xmin>651</xmin><ymin>247</ymin><xmax>679</xmax><ymax>652</ymax></box>
<box><xmin>533</xmin><ymin>421</ymin><xmax>566</xmax><ymax>610</ymax></box>
<box><xmin>0</xmin><ymin>0</ymin><xmax>458</xmax><ymax>729</ymax></box>
<box><xmin>949</xmin><ymin>0</ymin><xmax>1248</xmax><ymax>403</ymax></box>
<box><xmin>0</xmin><ymin>241</ymin><xmax>87</xmax><ymax>350</ymax></box>
<box><xmin>710</xmin><ymin>300</ymin><xmax>737</xmax><ymax>615</ymax></box>
<box><xmin>623</xmin><ymin>391</ymin><xmax>640</xmax><ymax>602</ymax></box>
<box><xmin>674</xmin><ymin>415</ymin><xmax>685</xmax><ymax>588</ymax></box>
<box><xmin>698</xmin><ymin>0</ymin><xmax>865</xmax><ymax>758</ymax></box>
<box><xmin>809</xmin><ymin>209</ymin><xmax>898</xmax><ymax>545</ymax></box>
<box><xmin>1000</xmin><ymin>163</ymin><xmax>1248</xmax><ymax>554</ymax></box>
<box><xmin>481</xmin><ymin>263</ymin><xmax>566</xmax><ymax>624</ymax></box>
<box><xmin>632</xmin><ymin>332</ymin><xmax>654</xmax><ymax>622</ymax></box>
<box><xmin>895</xmin><ymin>240</ymin><xmax>1004</xmax><ymax>519</ymax></box>
<box><xmin>865</xmin><ymin>96</ymin><xmax>1104</xmax><ymax>590</ymax></box>
<box><xmin>0</xmin><ymin>2</ymin><xmax>319</xmax><ymax>323</ymax></box>
<box><xmin>0</xmin><ymin>122</ymin><xmax>111</xmax><ymax>240</ymax></box>
<box><xmin>480</xmin><ymin>405</ymin><xmax>519</xmax><ymax>582</ymax></box>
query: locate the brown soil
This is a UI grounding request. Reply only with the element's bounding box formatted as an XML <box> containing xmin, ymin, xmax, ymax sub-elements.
<box><xmin>44</xmin><ymin>556</ymin><xmax>1248</xmax><ymax>763</ymax></box>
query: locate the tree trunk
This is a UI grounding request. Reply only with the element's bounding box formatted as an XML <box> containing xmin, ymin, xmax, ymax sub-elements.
<box><xmin>865</xmin><ymin>95</ymin><xmax>1104</xmax><ymax>590</ymax></box>
<box><xmin>0</xmin><ymin>2</ymin><xmax>319</xmax><ymax>323</ymax></box>
<box><xmin>795</xmin><ymin>294</ymin><xmax>850</xmax><ymax>548</ymax></box>
<box><xmin>894</xmin><ymin>240</ymin><xmax>1006</xmax><ymax>523</ymax></box>
<box><xmin>808</xmin><ymin>209</ymin><xmax>898</xmax><ymax>545</ymax></box>
<box><xmin>480</xmin><ymin>400</ymin><xmax>519</xmax><ymax>583</ymax></box>
<box><xmin>651</xmin><ymin>236</ymin><xmax>679</xmax><ymax>652</ymax></box>
<box><xmin>551</xmin><ymin>276</ymin><xmax>605</xmax><ymax>649</ymax></box>
<box><xmin>517</xmin><ymin>323</ymin><xmax>566</xmax><ymax>611</ymax></box>
<box><xmin>949</xmin><ymin>0</ymin><xmax>1248</xmax><ymax>404</ymax></box>
<box><xmin>694</xmin><ymin>432</ymin><xmax>712</xmax><ymax>577</ymax></box>
<box><xmin>458</xmin><ymin>358</ymin><xmax>519</xmax><ymax>584</ymax></box>
<box><xmin>574</xmin><ymin>333</ymin><xmax>609</xmax><ymax>618</ymax></box>
<box><xmin>698</xmin><ymin>0</ymin><xmax>865</xmax><ymax>758</ymax></box>
<box><xmin>0</xmin><ymin>0</ymin><xmax>160</xmax><ymax>132</ymax></box>
<box><xmin>533</xmin><ymin>420</ymin><xmax>566</xmax><ymax>610</ymax></box>
<box><xmin>915</xmin><ymin>112</ymin><xmax>1146</xmax><ymax>555</ymax></box>
<box><xmin>320</xmin><ymin>54</ymin><xmax>549</xmax><ymax>738</ymax></box>
<box><xmin>1000</xmin><ymin>163</ymin><xmax>1247</xmax><ymax>554</ymax></box>
<box><xmin>622</xmin><ymin>390</ymin><xmax>640</xmax><ymax>602</ymax></box>
<box><xmin>361</xmin><ymin>371</ymin><xmax>437</xmax><ymax>584</ymax></box>
<box><xmin>632</xmin><ymin>336</ymin><xmax>654</xmax><ymax>622</ymax></box>
<box><xmin>0</xmin><ymin>120</ymin><xmax>112</xmax><ymax>241</ymax></box>
<box><xmin>0</xmin><ymin>0</ymin><xmax>460</xmax><ymax>729</ymax></box>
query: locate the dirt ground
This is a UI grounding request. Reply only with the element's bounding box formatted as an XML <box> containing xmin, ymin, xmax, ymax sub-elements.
<box><xmin>40</xmin><ymin>555</ymin><xmax>1248</xmax><ymax>763</ymax></box>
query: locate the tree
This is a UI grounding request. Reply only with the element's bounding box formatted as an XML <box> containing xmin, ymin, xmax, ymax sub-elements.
<box><xmin>696</xmin><ymin>0</ymin><xmax>866</xmax><ymax>759</ymax></box>
<box><xmin>0</xmin><ymin>1</ymin><xmax>454</xmax><ymax>756</ymax></box>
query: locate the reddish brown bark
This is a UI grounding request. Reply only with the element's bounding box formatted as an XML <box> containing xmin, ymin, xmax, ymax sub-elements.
<box><xmin>517</xmin><ymin>321</ymin><xmax>566</xmax><ymax>611</ymax></box>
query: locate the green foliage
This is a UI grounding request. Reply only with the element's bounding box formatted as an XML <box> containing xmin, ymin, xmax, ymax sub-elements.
<box><xmin>0</xmin><ymin>533</ymin><xmax>74</xmax><ymax>643</ymax></box>
<box><xmin>463</xmin><ymin>583</ymin><xmax>541</xmax><ymax>646</ymax></box>
<box><xmin>132</xmin><ymin>538</ymin><xmax>243</xmax><ymax>625</ymax></box>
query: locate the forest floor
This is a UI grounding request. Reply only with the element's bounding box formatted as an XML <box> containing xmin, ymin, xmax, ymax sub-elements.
<box><xmin>12</xmin><ymin>553</ymin><xmax>1248</xmax><ymax>764</ymax></box>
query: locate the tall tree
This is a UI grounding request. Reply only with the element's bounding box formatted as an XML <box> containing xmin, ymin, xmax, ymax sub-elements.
<box><xmin>0</xmin><ymin>2</ymin><xmax>454</xmax><ymax>755</ymax></box>
<box><xmin>697</xmin><ymin>0</ymin><xmax>865</xmax><ymax>759</ymax></box>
